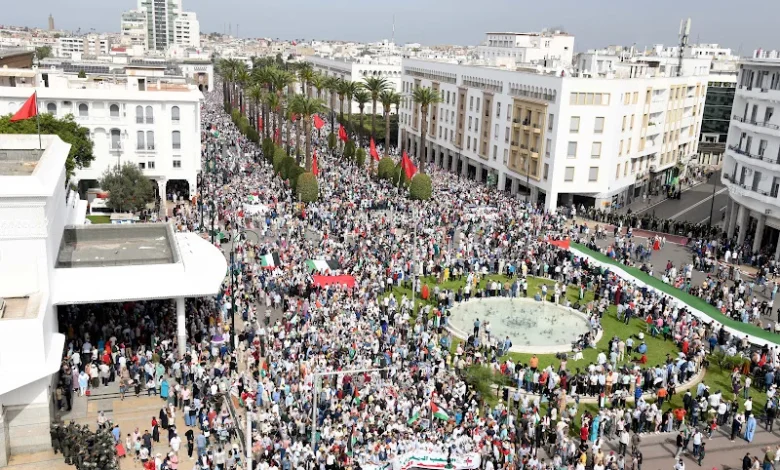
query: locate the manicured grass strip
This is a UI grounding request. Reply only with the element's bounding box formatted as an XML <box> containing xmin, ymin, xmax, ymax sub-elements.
<box><xmin>86</xmin><ymin>215</ymin><xmax>111</xmax><ymax>224</ymax></box>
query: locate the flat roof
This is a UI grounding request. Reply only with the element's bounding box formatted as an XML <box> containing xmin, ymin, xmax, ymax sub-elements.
<box><xmin>56</xmin><ymin>224</ymin><xmax>178</xmax><ymax>268</ymax></box>
<box><xmin>0</xmin><ymin>148</ymin><xmax>43</xmax><ymax>176</ymax></box>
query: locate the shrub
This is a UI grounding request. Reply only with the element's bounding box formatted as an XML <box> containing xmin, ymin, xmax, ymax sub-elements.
<box><xmin>288</xmin><ymin>165</ymin><xmax>305</xmax><ymax>191</ymax></box>
<box><xmin>392</xmin><ymin>163</ymin><xmax>411</xmax><ymax>188</ymax></box>
<box><xmin>262</xmin><ymin>138</ymin><xmax>275</xmax><ymax>163</ymax></box>
<box><xmin>409</xmin><ymin>173</ymin><xmax>432</xmax><ymax>200</ymax></box>
<box><xmin>296</xmin><ymin>172</ymin><xmax>318</xmax><ymax>202</ymax></box>
<box><xmin>355</xmin><ymin>148</ymin><xmax>366</xmax><ymax>168</ymax></box>
<box><xmin>273</xmin><ymin>147</ymin><xmax>287</xmax><ymax>173</ymax></box>
<box><xmin>343</xmin><ymin>140</ymin><xmax>356</xmax><ymax>160</ymax></box>
<box><xmin>280</xmin><ymin>156</ymin><xmax>298</xmax><ymax>180</ymax></box>
<box><xmin>239</xmin><ymin>116</ymin><xmax>250</xmax><ymax>134</ymax></box>
<box><xmin>327</xmin><ymin>132</ymin><xmax>337</xmax><ymax>151</ymax></box>
<box><xmin>377</xmin><ymin>157</ymin><xmax>395</xmax><ymax>180</ymax></box>
<box><xmin>247</xmin><ymin>128</ymin><xmax>259</xmax><ymax>143</ymax></box>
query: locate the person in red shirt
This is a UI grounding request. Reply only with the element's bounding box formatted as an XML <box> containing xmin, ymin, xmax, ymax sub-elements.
<box><xmin>580</xmin><ymin>424</ymin><xmax>589</xmax><ymax>443</ymax></box>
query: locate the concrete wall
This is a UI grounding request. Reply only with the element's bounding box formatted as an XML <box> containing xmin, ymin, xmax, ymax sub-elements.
<box><xmin>1</xmin><ymin>376</ymin><xmax>54</xmax><ymax>457</ymax></box>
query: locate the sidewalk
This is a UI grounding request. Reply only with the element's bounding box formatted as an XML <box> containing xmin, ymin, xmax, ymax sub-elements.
<box><xmin>611</xmin><ymin>178</ymin><xmax>707</xmax><ymax>216</ymax></box>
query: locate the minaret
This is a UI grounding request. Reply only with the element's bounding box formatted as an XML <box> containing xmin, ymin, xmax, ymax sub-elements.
<box><xmin>48</xmin><ymin>14</ymin><xmax>55</xmax><ymax>31</ymax></box>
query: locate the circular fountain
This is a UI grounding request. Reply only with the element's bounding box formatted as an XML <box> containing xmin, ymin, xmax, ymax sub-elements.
<box><xmin>447</xmin><ymin>297</ymin><xmax>596</xmax><ymax>354</ymax></box>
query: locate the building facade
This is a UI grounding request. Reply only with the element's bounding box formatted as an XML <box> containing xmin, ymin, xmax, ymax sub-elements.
<box><xmin>477</xmin><ymin>31</ymin><xmax>574</xmax><ymax>67</ymax></box>
<box><xmin>398</xmin><ymin>58</ymin><xmax>708</xmax><ymax>211</ymax></box>
<box><xmin>120</xmin><ymin>10</ymin><xmax>149</xmax><ymax>49</ymax></box>
<box><xmin>722</xmin><ymin>58</ymin><xmax>780</xmax><ymax>258</ymax></box>
<box><xmin>54</xmin><ymin>35</ymin><xmax>111</xmax><ymax>58</ymax></box>
<box><xmin>0</xmin><ymin>68</ymin><xmax>202</xmax><ymax>202</ymax></box>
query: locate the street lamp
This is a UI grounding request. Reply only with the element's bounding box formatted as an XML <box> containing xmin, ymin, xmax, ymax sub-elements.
<box><xmin>230</xmin><ymin>229</ymin><xmax>259</xmax><ymax>352</ymax></box>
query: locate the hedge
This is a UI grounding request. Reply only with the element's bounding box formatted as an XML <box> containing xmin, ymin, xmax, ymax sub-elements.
<box><xmin>273</xmin><ymin>147</ymin><xmax>287</xmax><ymax>173</ymax></box>
<box><xmin>343</xmin><ymin>140</ymin><xmax>356</xmax><ymax>160</ymax></box>
<box><xmin>288</xmin><ymin>165</ymin><xmax>305</xmax><ymax>191</ymax></box>
<box><xmin>355</xmin><ymin>148</ymin><xmax>366</xmax><ymax>168</ymax></box>
<box><xmin>409</xmin><ymin>173</ymin><xmax>432</xmax><ymax>200</ymax></box>
<box><xmin>280</xmin><ymin>156</ymin><xmax>298</xmax><ymax>180</ymax></box>
<box><xmin>296</xmin><ymin>172</ymin><xmax>319</xmax><ymax>202</ymax></box>
<box><xmin>377</xmin><ymin>157</ymin><xmax>395</xmax><ymax>180</ymax></box>
<box><xmin>263</xmin><ymin>138</ymin><xmax>275</xmax><ymax>164</ymax></box>
<box><xmin>327</xmin><ymin>132</ymin><xmax>337</xmax><ymax>151</ymax></box>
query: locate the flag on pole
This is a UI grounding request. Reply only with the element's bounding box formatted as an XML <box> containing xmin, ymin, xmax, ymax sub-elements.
<box><xmin>407</xmin><ymin>410</ymin><xmax>421</xmax><ymax>425</ymax></box>
<box><xmin>258</xmin><ymin>117</ymin><xmax>263</xmax><ymax>131</ymax></box>
<box><xmin>313</xmin><ymin>115</ymin><xmax>325</xmax><ymax>130</ymax></box>
<box><xmin>431</xmin><ymin>402</ymin><xmax>450</xmax><ymax>421</ymax></box>
<box><xmin>338</xmin><ymin>124</ymin><xmax>348</xmax><ymax>142</ymax></box>
<box><xmin>401</xmin><ymin>151</ymin><xmax>417</xmax><ymax>180</ymax></box>
<box><xmin>260</xmin><ymin>253</ymin><xmax>281</xmax><ymax>269</ymax></box>
<box><xmin>274</xmin><ymin>128</ymin><xmax>280</xmax><ymax>144</ymax></box>
<box><xmin>11</xmin><ymin>92</ymin><xmax>38</xmax><ymax>122</ymax></box>
<box><xmin>370</xmin><ymin>138</ymin><xmax>379</xmax><ymax>161</ymax></box>
<box><xmin>311</xmin><ymin>149</ymin><xmax>319</xmax><ymax>176</ymax></box>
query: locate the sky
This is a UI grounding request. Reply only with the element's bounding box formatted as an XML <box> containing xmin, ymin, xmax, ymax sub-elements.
<box><xmin>7</xmin><ymin>0</ymin><xmax>779</xmax><ymax>54</ymax></box>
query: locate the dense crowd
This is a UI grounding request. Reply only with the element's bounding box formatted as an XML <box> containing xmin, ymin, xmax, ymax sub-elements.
<box><xmin>54</xmin><ymin>83</ymin><xmax>780</xmax><ymax>470</ymax></box>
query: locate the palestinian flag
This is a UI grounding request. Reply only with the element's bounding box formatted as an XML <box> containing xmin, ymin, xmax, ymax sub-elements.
<box><xmin>305</xmin><ymin>259</ymin><xmax>343</xmax><ymax>273</ymax></box>
<box><xmin>407</xmin><ymin>410</ymin><xmax>421</xmax><ymax>425</ymax></box>
<box><xmin>260</xmin><ymin>253</ymin><xmax>281</xmax><ymax>269</ymax></box>
<box><xmin>432</xmin><ymin>402</ymin><xmax>450</xmax><ymax>421</ymax></box>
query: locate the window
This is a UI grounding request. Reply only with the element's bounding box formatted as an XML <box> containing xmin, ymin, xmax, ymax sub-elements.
<box><xmin>629</xmin><ymin>115</ymin><xmax>634</xmax><ymax>130</ymax></box>
<box><xmin>594</xmin><ymin>117</ymin><xmax>605</xmax><ymax>133</ymax></box>
<box><xmin>591</xmin><ymin>142</ymin><xmax>602</xmax><ymax>158</ymax></box>
<box><xmin>570</xmin><ymin>92</ymin><xmax>578</xmax><ymax>105</ymax></box>
<box><xmin>173</xmin><ymin>160</ymin><xmax>182</xmax><ymax>169</ymax></box>
<box><xmin>172</xmin><ymin>131</ymin><xmax>181</xmax><ymax>150</ymax></box>
<box><xmin>47</xmin><ymin>102</ymin><xmax>57</xmax><ymax>114</ymax></box>
<box><xmin>475</xmin><ymin>118</ymin><xmax>479</xmax><ymax>132</ymax></box>
<box><xmin>469</xmin><ymin>96</ymin><xmax>473</xmax><ymax>110</ymax></box>
<box><xmin>588</xmin><ymin>167</ymin><xmax>599</xmax><ymax>182</ymax></box>
<box><xmin>136</xmin><ymin>131</ymin><xmax>145</xmax><ymax>150</ymax></box>
<box><xmin>493</xmin><ymin>145</ymin><xmax>497</xmax><ymax>161</ymax></box>
<box><xmin>494</xmin><ymin>123</ymin><xmax>499</xmax><ymax>138</ymax></box>
<box><xmin>496</xmin><ymin>102</ymin><xmax>501</xmax><ymax>118</ymax></box>
<box><xmin>570</xmin><ymin>116</ymin><xmax>580</xmax><ymax>132</ymax></box>
<box><xmin>110</xmin><ymin>104</ymin><xmax>120</xmax><ymax>118</ymax></box>
<box><xmin>110</xmin><ymin>129</ymin><xmax>121</xmax><ymax>149</ymax></box>
<box><xmin>476</xmin><ymin>98</ymin><xmax>480</xmax><ymax>111</ymax></box>
<box><xmin>467</xmin><ymin>136</ymin><xmax>471</xmax><ymax>148</ymax></box>
<box><xmin>147</xmin><ymin>161</ymin><xmax>156</xmax><ymax>170</ymax></box>
<box><xmin>616</xmin><ymin>164</ymin><xmax>621</xmax><ymax>179</ymax></box>
<box><xmin>145</xmin><ymin>106</ymin><xmax>154</xmax><ymax>124</ymax></box>
<box><xmin>772</xmin><ymin>177</ymin><xmax>780</xmax><ymax>197</ymax></box>
<box><xmin>548</xmin><ymin>114</ymin><xmax>554</xmax><ymax>131</ymax></box>
<box><xmin>564</xmin><ymin>167</ymin><xmax>575</xmax><ymax>182</ymax></box>
<box><xmin>78</xmin><ymin>103</ymin><xmax>88</xmax><ymax>117</ymax></box>
<box><xmin>543</xmin><ymin>163</ymin><xmax>549</xmax><ymax>180</ymax></box>
<box><xmin>567</xmin><ymin>142</ymin><xmax>577</xmax><ymax>158</ymax></box>
<box><xmin>545</xmin><ymin>138</ymin><xmax>551</xmax><ymax>158</ymax></box>
<box><xmin>138</xmin><ymin>162</ymin><xmax>145</xmax><ymax>170</ymax></box>
<box><xmin>627</xmin><ymin>138</ymin><xmax>632</xmax><ymax>153</ymax></box>
<box><xmin>505</xmin><ymin>127</ymin><xmax>510</xmax><ymax>143</ymax></box>
<box><xmin>135</xmin><ymin>105</ymin><xmax>143</xmax><ymax>123</ymax></box>
<box><xmin>622</xmin><ymin>116</ymin><xmax>626</xmax><ymax>131</ymax></box>
<box><xmin>468</xmin><ymin>116</ymin><xmax>472</xmax><ymax>130</ymax></box>
<box><xmin>147</xmin><ymin>131</ymin><xmax>155</xmax><ymax>150</ymax></box>
<box><xmin>632</xmin><ymin>92</ymin><xmax>638</xmax><ymax>104</ymax></box>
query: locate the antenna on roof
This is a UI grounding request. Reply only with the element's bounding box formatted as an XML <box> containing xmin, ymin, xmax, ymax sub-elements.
<box><xmin>677</xmin><ymin>18</ymin><xmax>691</xmax><ymax>77</ymax></box>
<box><xmin>392</xmin><ymin>15</ymin><xmax>395</xmax><ymax>44</ymax></box>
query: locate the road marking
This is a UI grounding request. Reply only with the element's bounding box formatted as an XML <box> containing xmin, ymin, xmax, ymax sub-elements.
<box><xmin>669</xmin><ymin>187</ymin><xmax>728</xmax><ymax>220</ymax></box>
<box><xmin>633</xmin><ymin>179</ymin><xmax>710</xmax><ymax>215</ymax></box>
<box><xmin>699</xmin><ymin>205</ymin><xmax>728</xmax><ymax>224</ymax></box>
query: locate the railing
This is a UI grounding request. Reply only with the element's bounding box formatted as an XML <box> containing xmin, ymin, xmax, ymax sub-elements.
<box><xmin>173</xmin><ymin>143</ymin><xmax>181</xmax><ymax>150</ymax></box>
<box><xmin>172</xmin><ymin>118</ymin><xmax>180</xmax><ymax>124</ymax></box>
<box><xmin>724</xmin><ymin>173</ymin><xmax>773</xmax><ymax>196</ymax></box>
<box><xmin>728</xmin><ymin>144</ymin><xmax>779</xmax><ymax>163</ymax></box>
<box><xmin>146</xmin><ymin>117</ymin><xmax>154</xmax><ymax>124</ymax></box>
<box><xmin>136</xmin><ymin>117</ymin><xmax>144</xmax><ymax>124</ymax></box>
<box><xmin>732</xmin><ymin>114</ymin><xmax>780</xmax><ymax>130</ymax></box>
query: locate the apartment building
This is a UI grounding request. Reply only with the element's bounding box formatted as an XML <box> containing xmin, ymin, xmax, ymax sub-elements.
<box><xmin>306</xmin><ymin>55</ymin><xmax>402</xmax><ymax>115</ymax></box>
<box><xmin>0</xmin><ymin>67</ymin><xmax>202</xmax><ymax>202</ymax></box>
<box><xmin>54</xmin><ymin>35</ymin><xmax>111</xmax><ymax>58</ymax></box>
<box><xmin>722</xmin><ymin>57</ymin><xmax>780</xmax><ymax>258</ymax></box>
<box><xmin>477</xmin><ymin>30</ymin><xmax>574</xmax><ymax>67</ymax></box>
<box><xmin>398</xmin><ymin>57</ymin><xmax>709</xmax><ymax>211</ymax></box>
<box><xmin>124</xmin><ymin>0</ymin><xmax>200</xmax><ymax>52</ymax></box>
<box><xmin>120</xmin><ymin>9</ymin><xmax>148</xmax><ymax>49</ymax></box>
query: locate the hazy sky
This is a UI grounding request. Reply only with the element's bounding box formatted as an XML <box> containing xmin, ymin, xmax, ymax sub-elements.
<box><xmin>7</xmin><ymin>0</ymin><xmax>778</xmax><ymax>54</ymax></box>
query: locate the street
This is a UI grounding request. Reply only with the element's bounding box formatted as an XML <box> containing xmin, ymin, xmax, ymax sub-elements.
<box><xmin>633</xmin><ymin>171</ymin><xmax>729</xmax><ymax>225</ymax></box>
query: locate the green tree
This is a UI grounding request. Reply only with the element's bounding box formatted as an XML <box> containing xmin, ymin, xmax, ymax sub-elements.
<box><xmin>353</xmin><ymin>89</ymin><xmax>370</xmax><ymax>147</ymax></box>
<box><xmin>296</xmin><ymin>172</ymin><xmax>319</xmax><ymax>202</ymax></box>
<box><xmin>379</xmin><ymin>90</ymin><xmax>401</xmax><ymax>159</ymax></box>
<box><xmin>35</xmin><ymin>46</ymin><xmax>52</xmax><ymax>60</ymax></box>
<box><xmin>343</xmin><ymin>140</ymin><xmax>356</xmax><ymax>161</ymax></box>
<box><xmin>77</xmin><ymin>70</ymin><xmax>87</xmax><ymax>79</ymax></box>
<box><xmin>362</xmin><ymin>77</ymin><xmax>390</xmax><ymax>151</ymax></box>
<box><xmin>411</xmin><ymin>87</ymin><xmax>442</xmax><ymax>175</ymax></box>
<box><xmin>280</xmin><ymin>156</ymin><xmax>297</xmax><ymax>180</ymax></box>
<box><xmin>355</xmin><ymin>148</ymin><xmax>366</xmax><ymax>168</ymax></box>
<box><xmin>99</xmin><ymin>163</ymin><xmax>154</xmax><ymax>213</ymax></box>
<box><xmin>377</xmin><ymin>157</ymin><xmax>395</xmax><ymax>180</ymax></box>
<box><xmin>409</xmin><ymin>173</ymin><xmax>433</xmax><ymax>200</ymax></box>
<box><xmin>290</xmin><ymin>95</ymin><xmax>324</xmax><ymax>171</ymax></box>
<box><xmin>0</xmin><ymin>113</ymin><xmax>94</xmax><ymax>177</ymax></box>
<box><xmin>327</xmin><ymin>132</ymin><xmax>337</xmax><ymax>151</ymax></box>
<box><xmin>273</xmin><ymin>146</ymin><xmax>287</xmax><ymax>173</ymax></box>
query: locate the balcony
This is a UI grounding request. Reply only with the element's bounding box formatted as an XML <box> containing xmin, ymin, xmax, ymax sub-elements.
<box><xmin>146</xmin><ymin>117</ymin><xmax>154</xmax><ymax>124</ymax></box>
<box><xmin>522</xmin><ymin>119</ymin><xmax>531</xmax><ymax>131</ymax></box>
<box><xmin>136</xmin><ymin>117</ymin><xmax>144</xmax><ymax>124</ymax></box>
<box><xmin>732</xmin><ymin>114</ymin><xmax>780</xmax><ymax>136</ymax></box>
<box><xmin>530</xmin><ymin>148</ymin><xmax>539</xmax><ymax>158</ymax></box>
<box><xmin>723</xmin><ymin>173</ymin><xmax>777</xmax><ymax>204</ymax></box>
<box><xmin>738</xmin><ymin>84</ymin><xmax>780</xmax><ymax>103</ymax></box>
<box><xmin>532</xmin><ymin>123</ymin><xmax>541</xmax><ymax>134</ymax></box>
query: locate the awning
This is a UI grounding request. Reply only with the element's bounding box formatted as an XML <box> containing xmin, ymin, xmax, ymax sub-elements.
<box><xmin>311</xmin><ymin>275</ymin><xmax>355</xmax><ymax>289</ymax></box>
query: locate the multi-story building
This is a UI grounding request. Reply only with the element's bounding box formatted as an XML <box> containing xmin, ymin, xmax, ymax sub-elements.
<box><xmin>0</xmin><ymin>67</ymin><xmax>203</xmax><ymax>202</ymax></box>
<box><xmin>306</xmin><ymin>55</ymin><xmax>402</xmax><ymax>115</ymax></box>
<box><xmin>124</xmin><ymin>0</ymin><xmax>200</xmax><ymax>52</ymax></box>
<box><xmin>477</xmin><ymin>30</ymin><xmax>574</xmax><ymax>67</ymax></box>
<box><xmin>399</xmin><ymin>56</ymin><xmax>709</xmax><ymax>211</ymax></box>
<box><xmin>54</xmin><ymin>34</ymin><xmax>111</xmax><ymax>58</ymax></box>
<box><xmin>120</xmin><ymin>9</ymin><xmax>149</xmax><ymax>49</ymax></box>
<box><xmin>722</xmin><ymin>56</ymin><xmax>780</xmax><ymax>258</ymax></box>
<box><xmin>698</xmin><ymin>65</ymin><xmax>738</xmax><ymax>167</ymax></box>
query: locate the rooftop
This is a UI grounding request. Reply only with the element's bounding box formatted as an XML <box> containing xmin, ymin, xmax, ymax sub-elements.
<box><xmin>56</xmin><ymin>224</ymin><xmax>178</xmax><ymax>268</ymax></box>
<box><xmin>0</xmin><ymin>148</ymin><xmax>43</xmax><ymax>176</ymax></box>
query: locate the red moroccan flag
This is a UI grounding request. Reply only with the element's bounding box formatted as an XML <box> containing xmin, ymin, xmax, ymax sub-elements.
<box><xmin>311</xmin><ymin>149</ymin><xmax>319</xmax><ymax>176</ymax></box>
<box><xmin>291</xmin><ymin>113</ymin><xmax>298</xmax><ymax>122</ymax></box>
<box><xmin>11</xmin><ymin>92</ymin><xmax>37</xmax><ymax>122</ymax></box>
<box><xmin>313</xmin><ymin>115</ymin><xmax>325</xmax><ymax>130</ymax></box>
<box><xmin>549</xmin><ymin>239</ymin><xmax>570</xmax><ymax>250</ymax></box>
<box><xmin>401</xmin><ymin>151</ymin><xmax>417</xmax><ymax>180</ymax></box>
<box><xmin>338</xmin><ymin>124</ymin><xmax>348</xmax><ymax>142</ymax></box>
<box><xmin>370</xmin><ymin>138</ymin><xmax>379</xmax><ymax>161</ymax></box>
<box><xmin>274</xmin><ymin>128</ymin><xmax>280</xmax><ymax>144</ymax></box>
<box><xmin>258</xmin><ymin>117</ymin><xmax>263</xmax><ymax>131</ymax></box>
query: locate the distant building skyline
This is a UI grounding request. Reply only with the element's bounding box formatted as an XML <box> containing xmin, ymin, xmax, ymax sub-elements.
<box><xmin>3</xmin><ymin>0</ymin><xmax>778</xmax><ymax>54</ymax></box>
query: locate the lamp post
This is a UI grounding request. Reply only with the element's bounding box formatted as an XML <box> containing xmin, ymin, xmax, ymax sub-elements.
<box><xmin>230</xmin><ymin>228</ymin><xmax>259</xmax><ymax>352</ymax></box>
<box><xmin>707</xmin><ymin>171</ymin><xmax>718</xmax><ymax>228</ymax></box>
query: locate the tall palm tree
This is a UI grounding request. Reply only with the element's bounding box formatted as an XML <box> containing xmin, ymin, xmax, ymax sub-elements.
<box><xmin>271</xmin><ymin>69</ymin><xmax>296</xmax><ymax>152</ymax></box>
<box><xmin>251</xmin><ymin>66</ymin><xmax>276</xmax><ymax>138</ymax></box>
<box><xmin>298</xmin><ymin>65</ymin><xmax>314</xmax><ymax>97</ymax></box>
<box><xmin>265</xmin><ymin>92</ymin><xmax>281</xmax><ymax>144</ymax></box>
<box><xmin>325</xmin><ymin>77</ymin><xmax>340</xmax><ymax>129</ymax></box>
<box><xmin>218</xmin><ymin>58</ymin><xmax>241</xmax><ymax>108</ymax></box>
<box><xmin>411</xmin><ymin>87</ymin><xmax>442</xmax><ymax>175</ymax></box>
<box><xmin>310</xmin><ymin>73</ymin><xmax>326</xmax><ymax>101</ymax></box>
<box><xmin>362</xmin><ymin>77</ymin><xmax>390</xmax><ymax>156</ymax></box>
<box><xmin>336</xmin><ymin>79</ymin><xmax>350</xmax><ymax>124</ymax></box>
<box><xmin>342</xmin><ymin>81</ymin><xmax>360</xmax><ymax>137</ymax></box>
<box><xmin>247</xmin><ymin>85</ymin><xmax>264</xmax><ymax>134</ymax></box>
<box><xmin>353</xmin><ymin>89</ymin><xmax>370</xmax><ymax>147</ymax></box>
<box><xmin>236</xmin><ymin>66</ymin><xmax>250</xmax><ymax>115</ymax></box>
<box><xmin>290</xmin><ymin>95</ymin><xmax>324</xmax><ymax>171</ymax></box>
<box><xmin>393</xmin><ymin>93</ymin><xmax>402</xmax><ymax>152</ymax></box>
<box><xmin>379</xmin><ymin>90</ymin><xmax>401</xmax><ymax>159</ymax></box>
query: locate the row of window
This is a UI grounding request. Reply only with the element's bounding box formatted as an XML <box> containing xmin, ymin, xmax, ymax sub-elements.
<box><xmin>137</xmin><ymin>160</ymin><xmax>182</xmax><ymax>170</ymax></box>
<box><xmin>43</xmin><ymin>101</ymin><xmax>181</xmax><ymax>123</ymax></box>
<box><xmin>108</xmin><ymin>129</ymin><xmax>181</xmax><ymax>150</ymax></box>
<box><xmin>569</xmin><ymin>116</ymin><xmax>605</xmax><ymax>134</ymax></box>
<box><xmin>563</xmin><ymin>166</ymin><xmax>599</xmax><ymax>183</ymax></box>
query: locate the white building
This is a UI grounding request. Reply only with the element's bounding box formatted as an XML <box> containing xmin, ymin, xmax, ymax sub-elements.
<box><xmin>305</xmin><ymin>56</ymin><xmax>403</xmax><ymax>115</ymax></box>
<box><xmin>477</xmin><ymin>30</ymin><xmax>575</xmax><ymax>68</ymax></box>
<box><xmin>722</xmin><ymin>57</ymin><xmax>780</xmax><ymax>258</ymax></box>
<box><xmin>0</xmin><ymin>134</ymin><xmax>225</xmax><ymax>465</ymax></box>
<box><xmin>54</xmin><ymin>34</ymin><xmax>111</xmax><ymax>58</ymax></box>
<box><xmin>173</xmin><ymin>12</ymin><xmax>200</xmax><ymax>49</ymax></box>
<box><xmin>127</xmin><ymin>0</ymin><xmax>200</xmax><ymax>52</ymax></box>
<box><xmin>398</xmin><ymin>57</ymin><xmax>709</xmax><ymax>211</ymax></box>
<box><xmin>0</xmin><ymin>67</ymin><xmax>203</xmax><ymax>202</ymax></box>
<box><xmin>120</xmin><ymin>10</ymin><xmax>148</xmax><ymax>49</ymax></box>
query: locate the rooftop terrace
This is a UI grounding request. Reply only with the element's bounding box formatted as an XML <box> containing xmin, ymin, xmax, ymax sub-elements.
<box><xmin>56</xmin><ymin>224</ymin><xmax>178</xmax><ymax>268</ymax></box>
<box><xmin>0</xmin><ymin>148</ymin><xmax>43</xmax><ymax>176</ymax></box>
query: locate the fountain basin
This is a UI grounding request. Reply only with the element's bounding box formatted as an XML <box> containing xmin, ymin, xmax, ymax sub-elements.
<box><xmin>447</xmin><ymin>297</ymin><xmax>599</xmax><ymax>354</ymax></box>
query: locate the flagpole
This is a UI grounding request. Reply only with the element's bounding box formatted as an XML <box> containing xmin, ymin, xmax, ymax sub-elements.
<box><xmin>33</xmin><ymin>51</ymin><xmax>42</xmax><ymax>150</ymax></box>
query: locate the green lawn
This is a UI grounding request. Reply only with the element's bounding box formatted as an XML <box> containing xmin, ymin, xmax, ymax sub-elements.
<box><xmin>86</xmin><ymin>215</ymin><xmax>111</xmax><ymax>224</ymax></box>
<box><xmin>386</xmin><ymin>273</ymin><xmax>763</xmax><ymax>430</ymax></box>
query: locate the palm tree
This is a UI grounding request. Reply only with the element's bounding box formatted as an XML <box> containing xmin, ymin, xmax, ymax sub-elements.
<box><xmin>379</xmin><ymin>90</ymin><xmax>401</xmax><ymax>159</ymax></box>
<box><xmin>362</xmin><ymin>77</ymin><xmax>390</xmax><ymax>157</ymax></box>
<box><xmin>247</xmin><ymin>85</ymin><xmax>264</xmax><ymax>132</ymax></box>
<box><xmin>393</xmin><ymin>93</ymin><xmax>402</xmax><ymax>152</ymax></box>
<box><xmin>251</xmin><ymin>66</ymin><xmax>276</xmax><ymax>138</ymax></box>
<box><xmin>325</xmin><ymin>77</ymin><xmax>340</xmax><ymax>129</ymax></box>
<box><xmin>336</xmin><ymin>79</ymin><xmax>350</xmax><ymax>124</ymax></box>
<box><xmin>271</xmin><ymin>69</ymin><xmax>296</xmax><ymax>152</ymax></box>
<box><xmin>353</xmin><ymin>89</ymin><xmax>370</xmax><ymax>147</ymax></box>
<box><xmin>265</xmin><ymin>93</ymin><xmax>281</xmax><ymax>144</ymax></box>
<box><xmin>218</xmin><ymin>58</ymin><xmax>241</xmax><ymax>108</ymax></box>
<box><xmin>298</xmin><ymin>65</ymin><xmax>314</xmax><ymax>97</ymax></box>
<box><xmin>236</xmin><ymin>66</ymin><xmax>251</xmax><ymax>115</ymax></box>
<box><xmin>310</xmin><ymin>73</ymin><xmax>326</xmax><ymax>101</ymax></box>
<box><xmin>290</xmin><ymin>95</ymin><xmax>324</xmax><ymax>171</ymax></box>
<box><xmin>411</xmin><ymin>87</ymin><xmax>442</xmax><ymax>175</ymax></box>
